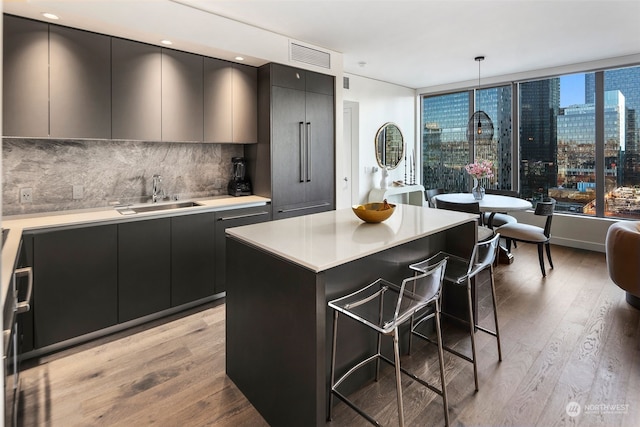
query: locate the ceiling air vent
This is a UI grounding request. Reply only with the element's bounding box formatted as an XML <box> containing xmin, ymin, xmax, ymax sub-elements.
<box><xmin>290</xmin><ymin>42</ymin><xmax>331</xmax><ymax>69</ymax></box>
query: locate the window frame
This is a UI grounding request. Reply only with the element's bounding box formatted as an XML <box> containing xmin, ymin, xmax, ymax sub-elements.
<box><xmin>420</xmin><ymin>65</ymin><xmax>640</xmax><ymax>220</ymax></box>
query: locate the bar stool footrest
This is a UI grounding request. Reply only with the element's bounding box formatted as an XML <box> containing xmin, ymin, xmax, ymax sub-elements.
<box><xmin>331</xmin><ymin>352</ymin><xmax>445</xmax><ymax>425</ymax></box>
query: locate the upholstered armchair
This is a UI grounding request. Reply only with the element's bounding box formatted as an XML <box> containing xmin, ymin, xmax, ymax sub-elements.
<box><xmin>605</xmin><ymin>221</ymin><xmax>640</xmax><ymax>309</ymax></box>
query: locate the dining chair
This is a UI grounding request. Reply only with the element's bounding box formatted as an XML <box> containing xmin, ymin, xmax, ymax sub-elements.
<box><xmin>425</xmin><ymin>188</ymin><xmax>446</xmax><ymax>208</ymax></box>
<box><xmin>408</xmin><ymin>233</ymin><xmax>503</xmax><ymax>392</ymax></box>
<box><xmin>496</xmin><ymin>199</ymin><xmax>556</xmax><ymax>277</ymax></box>
<box><xmin>328</xmin><ymin>258</ymin><xmax>450</xmax><ymax>427</ymax></box>
<box><xmin>435</xmin><ymin>198</ymin><xmax>494</xmax><ymax>242</ymax></box>
<box><xmin>483</xmin><ymin>189</ymin><xmax>519</xmax><ymax>229</ymax></box>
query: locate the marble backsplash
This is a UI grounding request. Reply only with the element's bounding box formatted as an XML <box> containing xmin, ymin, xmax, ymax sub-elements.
<box><xmin>2</xmin><ymin>138</ymin><xmax>244</xmax><ymax>216</ymax></box>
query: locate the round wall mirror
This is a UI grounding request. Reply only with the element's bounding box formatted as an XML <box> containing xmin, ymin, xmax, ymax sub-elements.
<box><xmin>375</xmin><ymin>122</ymin><xmax>405</xmax><ymax>170</ymax></box>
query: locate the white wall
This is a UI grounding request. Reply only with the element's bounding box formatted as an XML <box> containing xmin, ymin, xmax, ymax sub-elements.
<box><xmin>342</xmin><ymin>73</ymin><xmax>416</xmax><ymax>205</ymax></box>
<box><xmin>512</xmin><ymin>210</ymin><xmax>616</xmax><ymax>253</ymax></box>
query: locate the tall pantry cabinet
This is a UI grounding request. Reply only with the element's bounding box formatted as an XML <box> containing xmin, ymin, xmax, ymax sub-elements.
<box><xmin>251</xmin><ymin>63</ymin><xmax>335</xmax><ymax>220</ymax></box>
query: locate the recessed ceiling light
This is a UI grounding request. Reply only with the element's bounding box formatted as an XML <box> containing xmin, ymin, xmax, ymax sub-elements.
<box><xmin>161</xmin><ymin>40</ymin><xmax>173</xmax><ymax>46</ymax></box>
<box><xmin>235</xmin><ymin>56</ymin><xmax>245</xmax><ymax>61</ymax></box>
<box><xmin>42</xmin><ymin>12</ymin><xmax>59</xmax><ymax>20</ymax></box>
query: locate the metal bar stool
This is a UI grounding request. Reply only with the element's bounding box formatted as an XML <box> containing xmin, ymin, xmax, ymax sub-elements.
<box><xmin>408</xmin><ymin>233</ymin><xmax>502</xmax><ymax>391</ymax></box>
<box><xmin>328</xmin><ymin>258</ymin><xmax>449</xmax><ymax>427</ymax></box>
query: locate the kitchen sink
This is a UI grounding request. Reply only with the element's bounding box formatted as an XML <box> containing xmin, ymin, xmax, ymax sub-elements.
<box><xmin>116</xmin><ymin>201</ymin><xmax>202</xmax><ymax>215</ymax></box>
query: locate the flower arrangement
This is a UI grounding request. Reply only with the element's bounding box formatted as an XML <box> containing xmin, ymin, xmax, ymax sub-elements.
<box><xmin>465</xmin><ymin>160</ymin><xmax>494</xmax><ymax>180</ymax></box>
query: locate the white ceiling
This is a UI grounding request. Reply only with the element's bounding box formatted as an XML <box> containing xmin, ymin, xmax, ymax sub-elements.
<box><xmin>4</xmin><ymin>0</ymin><xmax>640</xmax><ymax>89</ymax></box>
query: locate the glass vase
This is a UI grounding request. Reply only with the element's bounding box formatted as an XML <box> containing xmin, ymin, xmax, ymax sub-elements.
<box><xmin>472</xmin><ymin>177</ymin><xmax>485</xmax><ymax>200</ymax></box>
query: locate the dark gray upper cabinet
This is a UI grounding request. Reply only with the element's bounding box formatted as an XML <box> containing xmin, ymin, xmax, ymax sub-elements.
<box><xmin>3</xmin><ymin>15</ymin><xmax>49</xmax><ymax>137</ymax></box>
<box><xmin>204</xmin><ymin>59</ymin><xmax>258</xmax><ymax>143</ymax></box>
<box><xmin>253</xmin><ymin>63</ymin><xmax>335</xmax><ymax>220</ymax></box>
<box><xmin>112</xmin><ymin>38</ymin><xmax>162</xmax><ymax>141</ymax></box>
<box><xmin>232</xmin><ymin>63</ymin><xmax>258</xmax><ymax>143</ymax></box>
<box><xmin>162</xmin><ymin>49</ymin><xmax>204</xmax><ymax>142</ymax></box>
<box><xmin>49</xmin><ymin>25</ymin><xmax>111</xmax><ymax>139</ymax></box>
<box><xmin>204</xmin><ymin>57</ymin><xmax>233</xmax><ymax>142</ymax></box>
<box><xmin>3</xmin><ymin>17</ymin><xmax>259</xmax><ymax>143</ymax></box>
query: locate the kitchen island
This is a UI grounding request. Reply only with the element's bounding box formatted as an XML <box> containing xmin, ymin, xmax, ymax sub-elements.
<box><xmin>225</xmin><ymin>204</ymin><xmax>478</xmax><ymax>426</ymax></box>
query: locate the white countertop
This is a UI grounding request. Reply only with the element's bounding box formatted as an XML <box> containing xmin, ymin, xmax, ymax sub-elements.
<box><xmin>226</xmin><ymin>204</ymin><xmax>477</xmax><ymax>272</ymax></box>
<box><xmin>1</xmin><ymin>195</ymin><xmax>270</xmax><ymax>314</ymax></box>
<box><xmin>1</xmin><ymin>195</ymin><xmax>270</xmax><ymax>231</ymax></box>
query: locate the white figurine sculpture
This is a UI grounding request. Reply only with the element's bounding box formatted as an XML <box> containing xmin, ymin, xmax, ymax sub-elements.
<box><xmin>380</xmin><ymin>166</ymin><xmax>389</xmax><ymax>189</ymax></box>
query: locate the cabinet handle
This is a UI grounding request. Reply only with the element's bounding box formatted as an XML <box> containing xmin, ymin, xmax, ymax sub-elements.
<box><xmin>278</xmin><ymin>202</ymin><xmax>330</xmax><ymax>213</ymax></box>
<box><xmin>15</xmin><ymin>266</ymin><xmax>33</xmax><ymax>314</ymax></box>
<box><xmin>299</xmin><ymin>122</ymin><xmax>305</xmax><ymax>183</ymax></box>
<box><xmin>306</xmin><ymin>122</ymin><xmax>312</xmax><ymax>182</ymax></box>
<box><xmin>217</xmin><ymin>211</ymin><xmax>270</xmax><ymax>221</ymax></box>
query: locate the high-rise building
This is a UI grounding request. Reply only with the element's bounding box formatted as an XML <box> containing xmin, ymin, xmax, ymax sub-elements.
<box><xmin>586</xmin><ymin>68</ymin><xmax>640</xmax><ymax>186</ymax></box>
<box><xmin>519</xmin><ymin>78</ymin><xmax>560</xmax><ymax>199</ymax></box>
<box><xmin>557</xmin><ymin>90</ymin><xmax>626</xmax><ymax>189</ymax></box>
<box><xmin>422</xmin><ymin>87</ymin><xmax>513</xmax><ymax>192</ymax></box>
<box><xmin>477</xmin><ymin>86</ymin><xmax>512</xmax><ymax>189</ymax></box>
<box><xmin>585</xmin><ymin>67</ymin><xmax>640</xmax><ymax>110</ymax></box>
<box><xmin>422</xmin><ymin>92</ymin><xmax>470</xmax><ymax>192</ymax></box>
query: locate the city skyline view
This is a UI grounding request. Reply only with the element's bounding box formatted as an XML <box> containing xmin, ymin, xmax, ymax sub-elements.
<box><xmin>422</xmin><ymin>65</ymin><xmax>640</xmax><ymax>219</ymax></box>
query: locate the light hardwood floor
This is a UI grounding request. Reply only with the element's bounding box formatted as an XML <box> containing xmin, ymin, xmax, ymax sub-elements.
<box><xmin>18</xmin><ymin>243</ymin><xmax>640</xmax><ymax>426</ymax></box>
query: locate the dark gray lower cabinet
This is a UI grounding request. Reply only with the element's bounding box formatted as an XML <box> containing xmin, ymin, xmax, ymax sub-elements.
<box><xmin>214</xmin><ymin>206</ymin><xmax>271</xmax><ymax>293</ymax></box>
<box><xmin>17</xmin><ymin>234</ymin><xmax>34</xmax><ymax>354</ymax></box>
<box><xmin>21</xmin><ymin>205</ymin><xmax>268</xmax><ymax>353</ymax></box>
<box><xmin>171</xmin><ymin>213</ymin><xmax>216</xmax><ymax>306</ymax></box>
<box><xmin>118</xmin><ymin>219</ymin><xmax>171</xmax><ymax>323</ymax></box>
<box><xmin>33</xmin><ymin>225</ymin><xmax>118</xmax><ymax>348</ymax></box>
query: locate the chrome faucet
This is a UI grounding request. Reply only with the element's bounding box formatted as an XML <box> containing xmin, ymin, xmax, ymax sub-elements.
<box><xmin>152</xmin><ymin>174</ymin><xmax>165</xmax><ymax>203</ymax></box>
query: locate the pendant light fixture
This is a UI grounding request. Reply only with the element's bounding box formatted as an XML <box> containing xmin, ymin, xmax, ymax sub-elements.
<box><xmin>467</xmin><ymin>56</ymin><xmax>494</xmax><ymax>143</ymax></box>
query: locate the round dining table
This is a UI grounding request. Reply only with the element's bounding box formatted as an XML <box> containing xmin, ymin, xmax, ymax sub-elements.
<box><xmin>433</xmin><ymin>193</ymin><xmax>533</xmax><ymax>263</ymax></box>
<box><xmin>433</xmin><ymin>193</ymin><xmax>532</xmax><ymax>214</ymax></box>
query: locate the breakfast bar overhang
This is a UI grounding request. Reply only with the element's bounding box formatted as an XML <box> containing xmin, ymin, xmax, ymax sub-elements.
<box><xmin>225</xmin><ymin>205</ymin><xmax>477</xmax><ymax>426</ymax></box>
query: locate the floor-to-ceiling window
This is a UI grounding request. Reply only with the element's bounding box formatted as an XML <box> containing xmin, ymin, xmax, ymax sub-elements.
<box><xmin>600</xmin><ymin>67</ymin><xmax>640</xmax><ymax>218</ymax></box>
<box><xmin>421</xmin><ymin>64</ymin><xmax>640</xmax><ymax>220</ymax></box>
<box><xmin>477</xmin><ymin>85</ymin><xmax>512</xmax><ymax>190</ymax></box>
<box><xmin>519</xmin><ymin>77</ymin><xmax>562</xmax><ymax>202</ymax></box>
<box><xmin>422</xmin><ymin>86</ymin><xmax>512</xmax><ymax>192</ymax></box>
<box><xmin>422</xmin><ymin>92</ymin><xmax>470</xmax><ymax>192</ymax></box>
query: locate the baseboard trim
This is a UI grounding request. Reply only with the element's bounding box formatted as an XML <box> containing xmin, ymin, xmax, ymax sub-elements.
<box><xmin>19</xmin><ymin>293</ymin><xmax>224</xmax><ymax>361</ymax></box>
<box><xmin>550</xmin><ymin>236</ymin><xmax>605</xmax><ymax>253</ymax></box>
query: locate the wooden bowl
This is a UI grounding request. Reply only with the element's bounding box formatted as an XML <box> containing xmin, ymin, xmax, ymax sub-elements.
<box><xmin>352</xmin><ymin>202</ymin><xmax>396</xmax><ymax>223</ymax></box>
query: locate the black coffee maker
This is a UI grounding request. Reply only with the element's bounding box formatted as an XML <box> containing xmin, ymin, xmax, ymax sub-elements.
<box><xmin>228</xmin><ymin>157</ymin><xmax>252</xmax><ymax>196</ymax></box>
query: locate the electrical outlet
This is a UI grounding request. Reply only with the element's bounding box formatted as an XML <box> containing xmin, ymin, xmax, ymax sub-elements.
<box><xmin>73</xmin><ymin>185</ymin><xmax>84</xmax><ymax>200</ymax></box>
<box><xmin>20</xmin><ymin>188</ymin><xmax>33</xmax><ymax>203</ymax></box>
